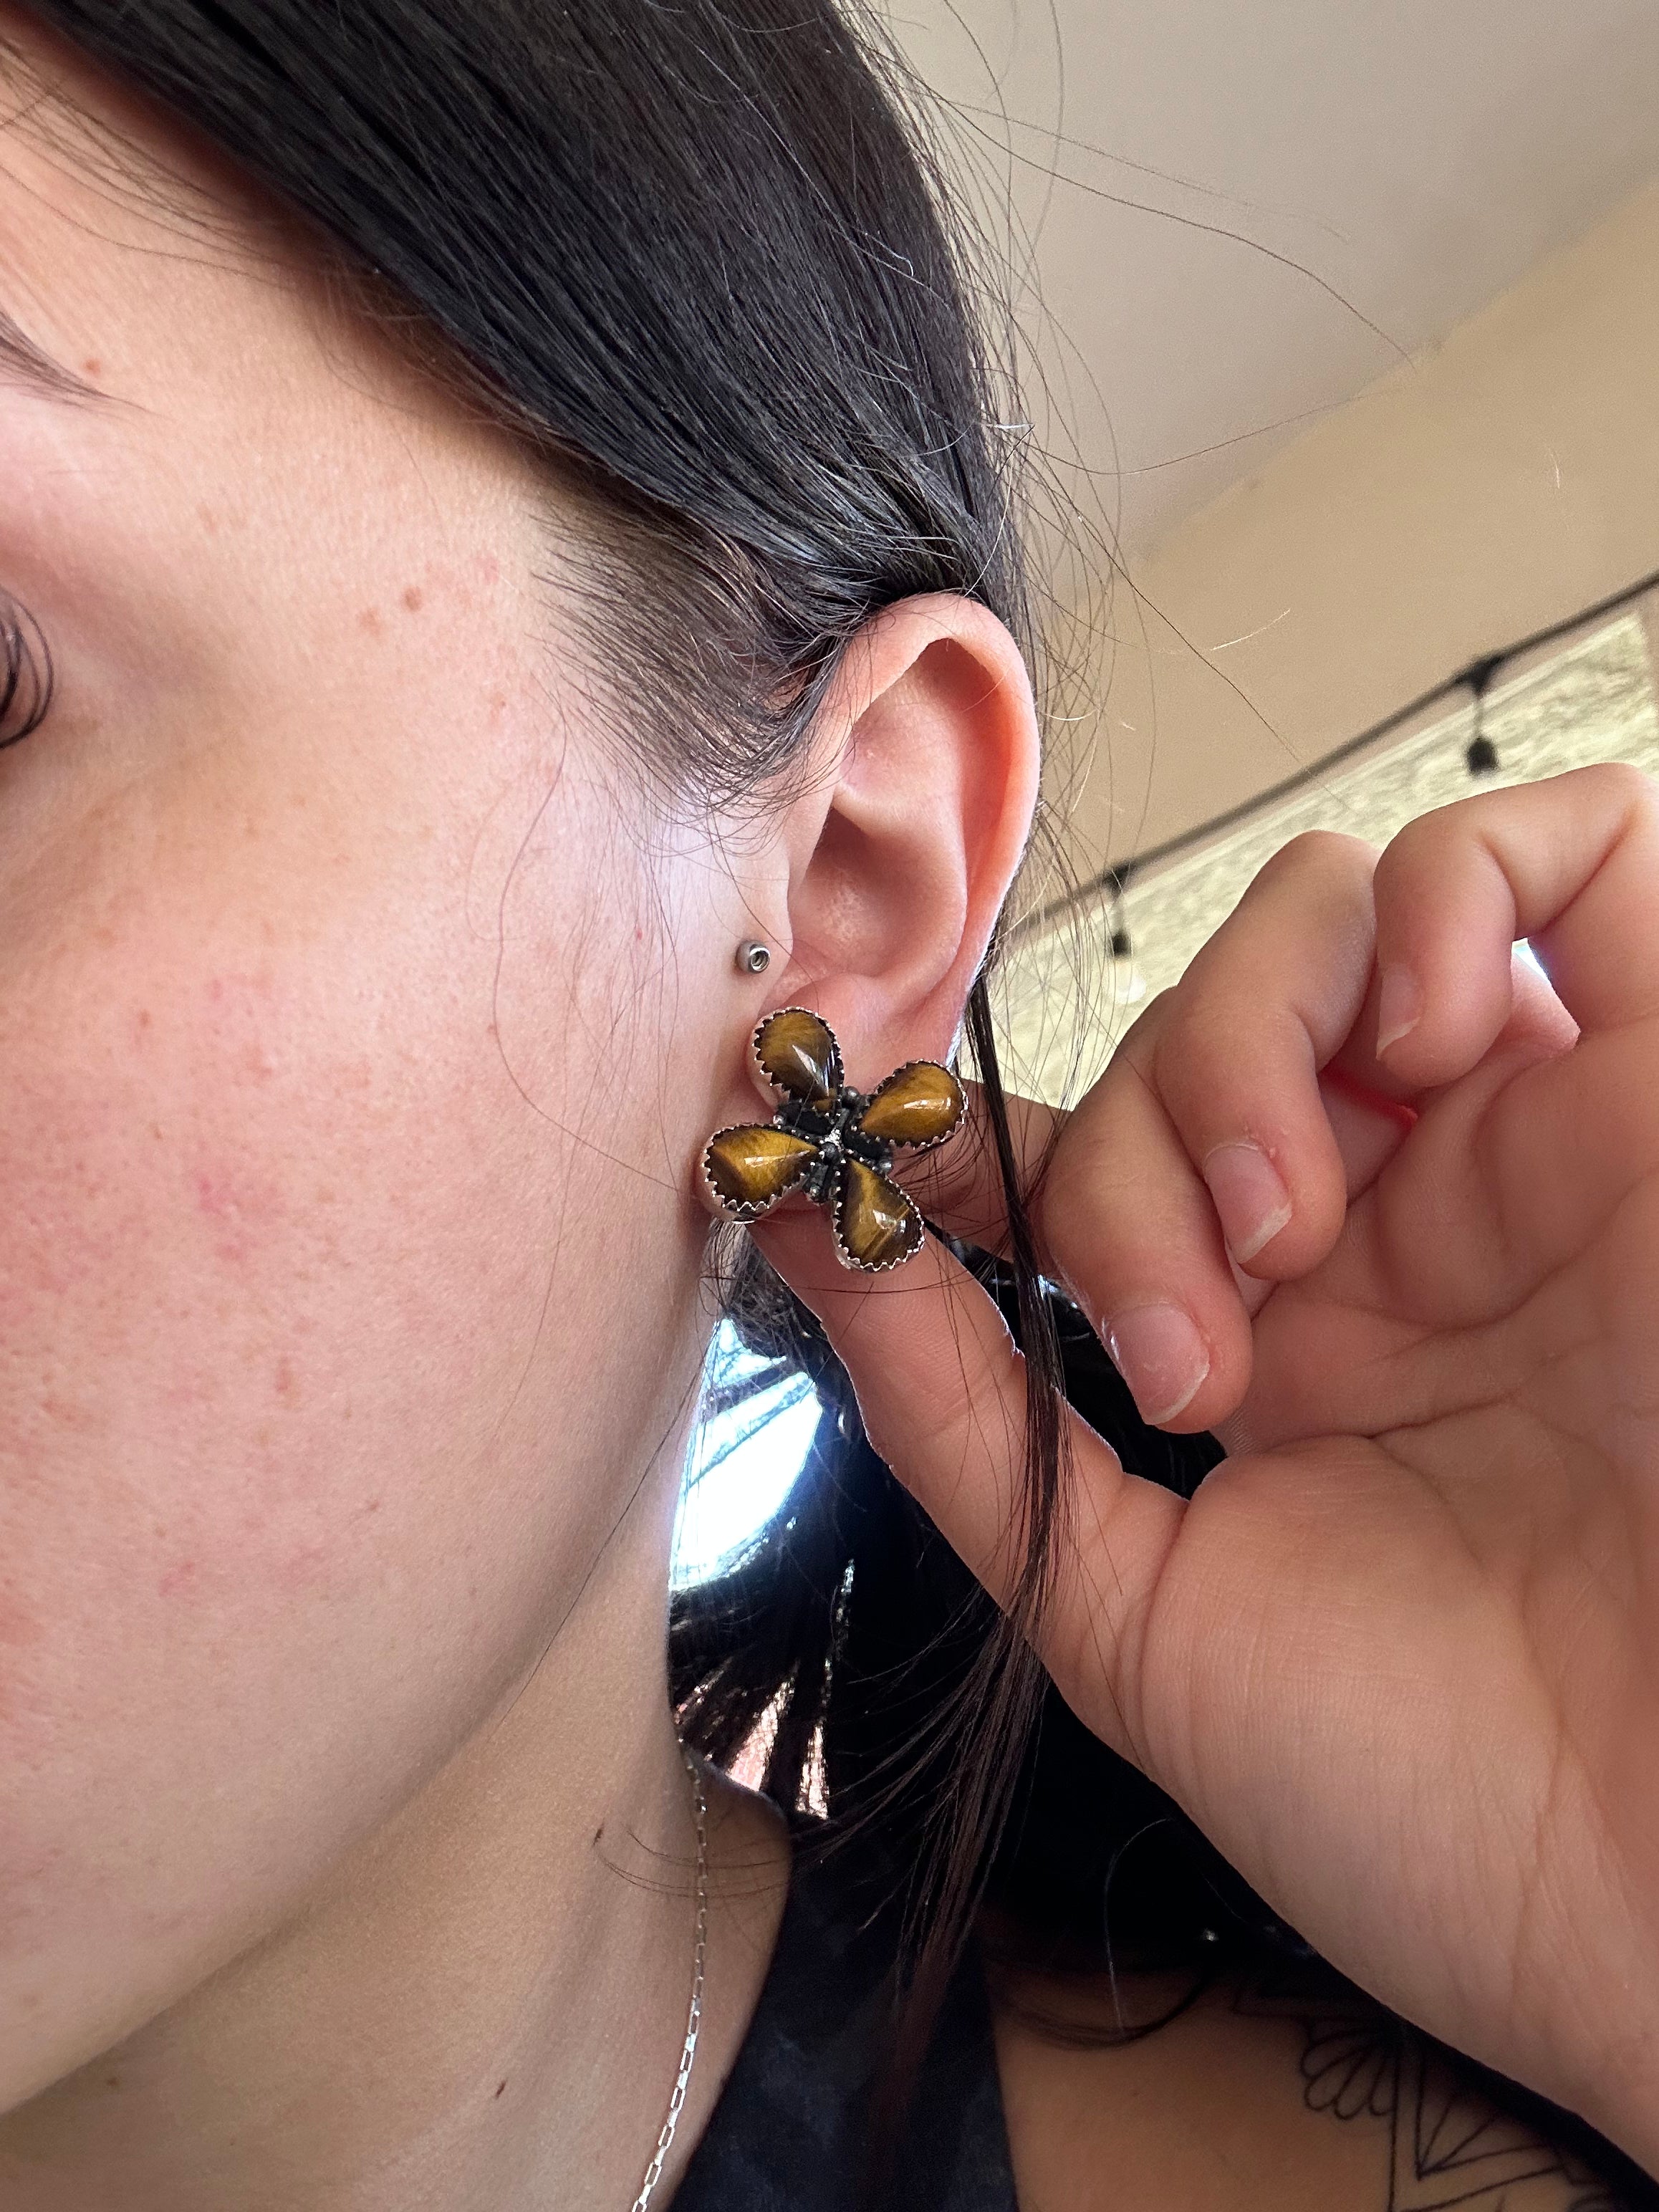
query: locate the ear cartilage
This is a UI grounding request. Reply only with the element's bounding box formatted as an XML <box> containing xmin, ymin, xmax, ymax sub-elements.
<box><xmin>699</xmin><ymin>1007</ymin><xmax>965</xmax><ymax>1271</ymax></box>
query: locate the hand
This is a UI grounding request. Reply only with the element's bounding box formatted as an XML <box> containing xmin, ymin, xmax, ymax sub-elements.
<box><xmin>751</xmin><ymin>764</ymin><xmax>1659</xmax><ymax>2168</ymax></box>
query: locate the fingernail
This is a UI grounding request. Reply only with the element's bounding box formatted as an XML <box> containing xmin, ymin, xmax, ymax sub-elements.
<box><xmin>1202</xmin><ymin>1141</ymin><xmax>1292</xmax><ymax>1264</ymax></box>
<box><xmin>1105</xmin><ymin>1304</ymin><xmax>1211</xmax><ymax>1426</ymax></box>
<box><xmin>1375</xmin><ymin>963</ymin><xmax>1423</xmax><ymax>1059</ymax></box>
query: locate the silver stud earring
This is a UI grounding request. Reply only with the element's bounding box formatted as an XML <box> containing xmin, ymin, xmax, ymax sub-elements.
<box><xmin>736</xmin><ymin>940</ymin><xmax>771</xmax><ymax>975</ymax></box>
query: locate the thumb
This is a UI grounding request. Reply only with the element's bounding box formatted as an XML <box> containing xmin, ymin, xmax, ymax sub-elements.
<box><xmin>746</xmin><ymin>1206</ymin><xmax>1187</xmax><ymax>1765</ymax></box>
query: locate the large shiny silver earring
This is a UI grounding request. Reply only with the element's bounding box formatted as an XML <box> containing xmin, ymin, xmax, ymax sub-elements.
<box><xmin>736</xmin><ymin>940</ymin><xmax>771</xmax><ymax>975</ymax></box>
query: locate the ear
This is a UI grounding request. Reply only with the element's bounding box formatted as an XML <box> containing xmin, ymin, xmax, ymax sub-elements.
<box><xmin>746</xmin><ymin>594</ymin><xmax>1041</xmax><ymax>1088</ymax></box>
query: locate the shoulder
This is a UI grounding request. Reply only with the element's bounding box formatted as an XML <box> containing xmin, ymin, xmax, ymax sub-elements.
<box><xmin>992</xmin><ymin>1958</ymin><xmax>1632</xmax><ymax>2212</ymax></box>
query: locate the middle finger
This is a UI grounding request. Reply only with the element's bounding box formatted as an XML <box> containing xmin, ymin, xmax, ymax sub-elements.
<box><xmin>1024</xmin><ymin>832</ymin><xmax>1390</xmax><ymax>1429</ymax></box>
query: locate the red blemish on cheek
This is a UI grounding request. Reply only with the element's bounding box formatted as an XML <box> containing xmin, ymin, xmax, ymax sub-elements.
<box><xmin>191</xmin><ymin>1163</ymin><xmax>285</xmax><ymax>1266</ymax></box>
<box><xmin>0</xmin><ymin>1598</ymin><xmax>45</xmax><ymax>1648</ymax></box>
<box><xmin>274</xmin><ymin>1356</ymin><xmax>299</xmax><ymax>1403</ymax></box>
<box><xmin>402</xmin><ymin>585</ymin><xmax>424</xmax><ymax>613</ymax></box>
<box><xmin>193</xmin><ymin>1171</ymin><xmax>234</xmax><ymax>1217</ymax></box>
<box><xmin>39</xmin><ymin>1391</ymin><xmax>97</xmax><ymax>1433</ymax></box>
<box><xmin>82</xmin><ymin>357</ymin><xmax>102</xmax><ymax>377</ymax></box>
<box><xmin>156</xmin><ymin>1558</ymin><xmax>198</xmax><ymax>1600</ymax></box>
<box><xmin>203</xmin><ymin>969</ymin><xmax>279</xmax><ymax>1076</ymax></box>
<box><xmin>206</xmin><ymin>968</ymin><xmax>274</xmax><ymax>999</ymax></box>
<box><xmin>357</xmin><ymin>607</ymin><xmax>385</xmax><ymax>638</ymax></box>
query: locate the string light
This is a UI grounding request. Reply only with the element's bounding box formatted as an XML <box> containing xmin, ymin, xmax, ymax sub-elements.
<box><xmin>1034</xmin><ymin>557</ymin><xmax>1659</xmax><ymax>940</ymax></box>
<box><xmin>1463</xmin><ymin>653</ymin><xmax>1503</xmax><ymax>777</ymax></box>
<box><xmin>1105</xmin><ymin>868</ymin><xmax>1133</xmax><ymax>960</ymax></box>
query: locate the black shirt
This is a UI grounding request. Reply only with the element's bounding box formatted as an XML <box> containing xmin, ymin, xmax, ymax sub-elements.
<box><xmin>675</xmin><ymin>1823</ymin><xmax>1016</xmax><ymax>2211</ymax></box>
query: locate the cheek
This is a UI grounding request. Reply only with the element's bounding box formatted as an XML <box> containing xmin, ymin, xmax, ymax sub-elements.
<box><xmin>0</xmin><ymin>877</ymin><xmax>670</xmax><ymax>2097</ymax></box>
<box><xmin>0</xmin><ymin>925</ymin><xmax>503</xmax><ymax>1721</ymax></box>
<box><xmin>1</xmin><ymin>955</ymin><xmax>477</xmax><ymax>1587</ymax></box>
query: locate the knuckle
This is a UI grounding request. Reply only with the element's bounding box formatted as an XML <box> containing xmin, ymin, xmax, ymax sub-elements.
<box><xmin>1249</xmin><ymin>828</ymin><xmax>1379</xmax><ymax>894</ymax></box>
<box><xmin>1377</xmin><ymin>762</ymin><xmax>1659</xmax><ymax>888</ymax></box>
<box><xmin>1178</xmin><ymin>833</ymin><xmax>1379</xmax><ymax>987</ymax></box>
<box><xmin>1374</xmin><ymin>802</ymin><xmax>1454</xmax><ymax>882</ymax></box>
<box><xmin>1277</xmin><ymin>827</ymin><xmax>1379</xmax><ymax>873</ymax></box>
<box><xmin>1581</xmin><ymin>759</ymin><xmax>1658</xmax><ymax>817</ymax></box>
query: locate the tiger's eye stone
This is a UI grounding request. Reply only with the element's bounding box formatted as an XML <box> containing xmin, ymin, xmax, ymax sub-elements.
<box><xmin>858</xmin><ymin>1061</ymin><xmax>964</xmax><ymax>1149</ymax></box>
<box><xmin>754</xmin><ymin>1006</ymin><xmax>842</xmax><ymax>1110</ymax></box>
<box><xmin>835</xmin><ymin>1156</ymin><xmax>924</xmax><ymax>1270</ymax></box>
<box><xmin>703</xmin><ymin>1125</ymin><xmax>816</xmax><ymax>1214</ymax></box>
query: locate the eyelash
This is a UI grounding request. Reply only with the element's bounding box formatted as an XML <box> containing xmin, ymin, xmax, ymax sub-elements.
<box><xmin>0</xmin><ymin>588</ymin><xmax>52</xmax><ymax>751</ymax></box>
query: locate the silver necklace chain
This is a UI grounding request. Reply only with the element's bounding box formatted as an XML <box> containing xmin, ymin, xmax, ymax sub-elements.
<box><xmin>629</xmin><ymin>1746</ymin><xmax>708</xmax><ymax>2212</ymax></box>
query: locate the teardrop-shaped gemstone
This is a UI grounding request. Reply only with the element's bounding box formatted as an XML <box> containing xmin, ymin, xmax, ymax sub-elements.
<box><xmin>703</xmin><ymin>1125</ymin><xmax>816</xmax><ymax>1216</ymax></box>
<box><xmin>834</xmin><ymin>1156</ymin><xmax>924</xmax><ymax>1271</ymax></box>
<box><xmin>858</xmin><ymin>1060</ymin><xmax>965</xmax><ymax>1150</ymax></box>
<box><xmin>754</xmin><ymin>1006</ymin><xmax>842</xmax><ymax>1110</ymax></box>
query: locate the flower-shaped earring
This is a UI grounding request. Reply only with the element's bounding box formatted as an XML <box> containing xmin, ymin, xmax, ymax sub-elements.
<box><xmin>701</xmin><ymin>1008</ymin><xmax>965</xmax><ymax>1271</ymax></box>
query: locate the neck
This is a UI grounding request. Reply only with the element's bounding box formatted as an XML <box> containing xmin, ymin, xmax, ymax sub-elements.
<box><xmin>0</xmin><ymin>1460</ymin><xmax>791</xmax><ymax>2212</ymax></box>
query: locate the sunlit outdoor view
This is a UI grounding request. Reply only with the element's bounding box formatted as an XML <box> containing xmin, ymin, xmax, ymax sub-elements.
<box><xmin>670</xmin><ymin>1325</ymin><xmax>822</xmax><ymax>1587</ymax></box>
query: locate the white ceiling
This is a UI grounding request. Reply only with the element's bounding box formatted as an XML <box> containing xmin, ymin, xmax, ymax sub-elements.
<box><xmin>886</xmin><ymin>0</ymin><xmax>1659</xmax><ymax>557</ymax></box>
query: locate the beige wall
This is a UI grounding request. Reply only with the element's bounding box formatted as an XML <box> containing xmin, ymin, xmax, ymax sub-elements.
<box><xmin>1059</xmin><ymin>178</ymin><xmax>1659</xmax><ymax>882</ymax></box>
<box><xmin>996</xmin><ymin>613</ymin><xmax>1658</xmax><ymax>1102</ymax></box>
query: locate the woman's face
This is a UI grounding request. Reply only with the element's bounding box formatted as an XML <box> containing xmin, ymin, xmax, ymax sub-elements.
<box><xmin>0</xmin><ymin>24</ymin><xmax>745</xmax><ymax>2104</ymax></box>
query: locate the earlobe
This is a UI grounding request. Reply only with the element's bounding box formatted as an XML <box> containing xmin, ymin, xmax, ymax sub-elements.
<box><xmin>775</xmin><ymin>593</ymin><xmax>1039</xmax><ymax>1085</ymax></box>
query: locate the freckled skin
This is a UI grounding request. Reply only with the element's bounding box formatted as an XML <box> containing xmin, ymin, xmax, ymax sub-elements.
<box><xmin>0</xmin><ymin>11</ymin><xmax>761</xmax><ymax>2161</ymax></box>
